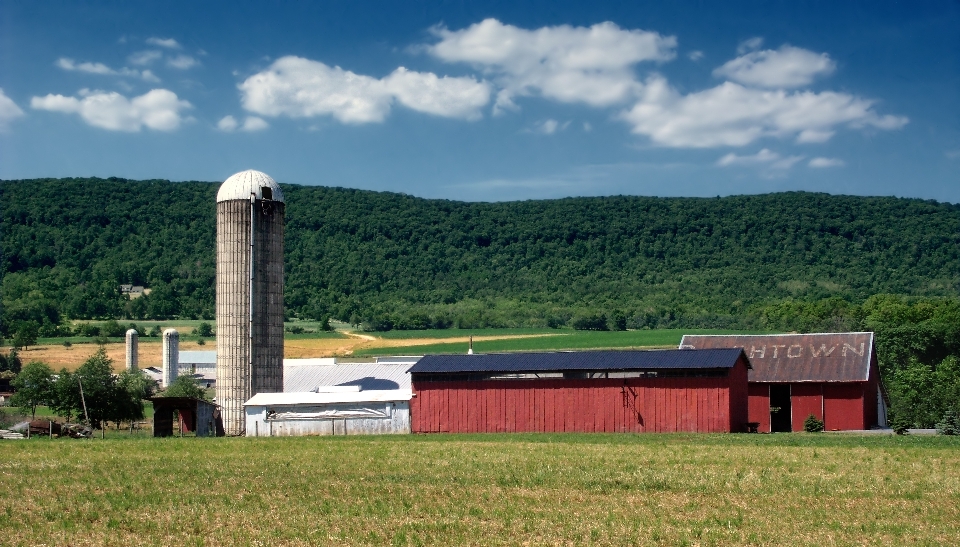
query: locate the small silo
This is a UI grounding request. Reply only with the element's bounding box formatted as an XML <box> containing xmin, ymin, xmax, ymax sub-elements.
<box><xmin>162</xmin><ymin>329</ymin><xmax>179</xmax><ymax>388</ymax></box>
<box><xmin>216</xmin><ymin>170</ymin><xmax>285</xmax><ymax>436</ymax></box>
<box><xmin>125</xmin><ymin>329</ymin><xmax>139</xmax><ymax>372</ymax></box>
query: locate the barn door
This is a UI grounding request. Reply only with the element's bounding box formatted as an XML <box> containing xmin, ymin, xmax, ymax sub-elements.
<box><xmin>769</xmin><ymin>384</ymin><xmax>792</xmax><ymax>432</ymax></box>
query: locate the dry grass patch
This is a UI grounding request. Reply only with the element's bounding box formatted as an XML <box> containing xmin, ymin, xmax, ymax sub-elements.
<box><xmin>1</xmin><ymin>434</ymin><xmax>958</xmax><ymax>546</ymax></box>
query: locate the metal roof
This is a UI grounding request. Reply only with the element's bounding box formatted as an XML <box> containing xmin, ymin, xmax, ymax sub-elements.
<box><xmin>216</xmin><ymin>170</ymin><xmax>285</xmax><ymax>203</ymax></box>
<box><xmin>679</xmin><ymin>332</ymin><xmax>875</xmax><ymax>383</ymax></box>
<box><xmin>409</xmin><ymin>349</ymin><xmax>745</xmax><ymax>374</ymax></box>
<box><xmin>244</xmin><ymin>390</ymin><xmax>413</xmax><ymax>407</ymax></box>
<box><xmin>179</xmin><ymin>351</ymin><xmax>217</xmax><ymax>365</ymax></box>
<box><xmin>283</xmin><ymin>359</ymin><xmax>412</xmax><ymax>392</ymax></box>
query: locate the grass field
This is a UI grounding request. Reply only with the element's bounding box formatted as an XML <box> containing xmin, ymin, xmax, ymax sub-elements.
<box><xmin>1</xmin><ymin>433</ymin><xmax>957</xmax><ymax>546</ymax></box>
<box><xmin>351</xmin><ymin>329</ymin><xmax>765</xmax><ymax>356</ymax></box>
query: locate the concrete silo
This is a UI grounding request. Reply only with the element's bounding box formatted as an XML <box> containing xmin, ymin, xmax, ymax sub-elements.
<box><xmin>125</xmin><ymin>329</ymin><xmax>139</xmax><ymax>372</ymax></box>
<box><xmin>216</xmin><ymin>170</ymin><xmax>285</xmax><ymax>436</ymax></box>
<box><xmin>162</xmin><ymin>329</ymin><xmax>179</xmax><ymax>388</ymax></box>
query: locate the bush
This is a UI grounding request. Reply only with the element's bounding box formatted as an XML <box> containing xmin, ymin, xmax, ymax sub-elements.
<box><xmin>286</xmin><ymin>325</ymin><xmax>305</xmax><ymax>334</ymax></box>
<box><xmin>891</xmin><ymin>415</ymin><xmax>911</xmax><ymax>435</ymax></box>
<box><xmin>935</xmin><ymin>410</ymin><xmax>960</xmax><ymax>435</ymax></box>
<box><xmin>803</xmin><ymin>414</ymin><xmax>825</xmax><ymax>432</ymax></box>
<box><xmin>195</xmin><ymin>322</ymin><xmax>214</xmax><ymax>337</ymax></box>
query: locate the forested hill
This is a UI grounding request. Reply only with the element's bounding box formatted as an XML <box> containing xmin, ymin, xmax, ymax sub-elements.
<box><xmin>3</xmin><ymin>177</ymin><xmax>960</xmax><ymax>332</ymax></box>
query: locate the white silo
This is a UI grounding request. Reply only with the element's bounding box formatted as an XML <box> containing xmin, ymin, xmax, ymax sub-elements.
<box><xmin>162</xmin><ymin>329</ymin><xmax>179</xmax><ymax>388</ymax></box>
<box><xmin>125</xmin><ymin>329</ymin><xmax>139</xmax><ymax>372</ymax></box>
<box><xmin>216</xmin><ymin>170</ymin><xmax>285</xmax><ymax>436</ymax></box>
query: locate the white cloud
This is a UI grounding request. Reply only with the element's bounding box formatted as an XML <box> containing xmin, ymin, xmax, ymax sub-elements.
<box><xmin>31</xmin><ymin>88</ymin><xmax>191</xmax><ymax>131</ymax></box>
<box><xmin>621</xmin><ymin>76</ymin><xmax>908</xmax><ymax>148</ymax></box>
<box><xmin>427</xmin><ymin>18</ymin><xmax>676</xmax><ymax>112</ymax></box>
<box><xmin>129</xmin><ymin>50</ymin><xmax>163</xmax><ymax>65</ymax></box>
<box><xmin>167</xmin><ymin>55</ymin><xmax>199</xmax><ymax>70</ymax></box>
<box><xmin>688</xmin><ymin>50</ymin><xmax>704</xmax><ymax>61</ymax></box>
<box><xmin>737</xmin><ymin>37</ymin><xmax>764</xmax><ymax>55</ymax></box>
<box><xmin>241</xmin><ymin>116</ymin><xmax>268</xmax><ymax>131</ymax></box>
<box><xmin>713</xmin><ymin>45</ymin><xmax>836</xmax><ymax>88</ymax></box>
<box><xmin>535</xmin><ymin>119</ymin><xmax>559</xmax><ymax>134</ymax></box>
<box><xmin>809</xmin><ymin>157</ymin><xmax>845</xmax><ymax>168</ymax></box>
<box><xmin>0</xmin><ymin>88</ymin><xmax>25</xmax><ymax>130</ymax></box>
<box><xmin>717</xmin><ymin>148</ymin><xmax>804</xmax><ymax>171</ymax></box>
<box><xmin>239</xmin><ymin>56</ymin><xmax>490</xmax><ymax>124</ymax></box>
<box><xmin>57</xmin><ymin>57</ymin><xmax>160</xmax><ymax>82</ymax></box>
<box><xmin>146</xmin><ymin>37</ymin><xmax>181</xmax><ymax>49</ymax></box>
<box><xmin>217</xmin><ymin>115</ymin><xmax>238</xmax><ymax>131</ymax></box>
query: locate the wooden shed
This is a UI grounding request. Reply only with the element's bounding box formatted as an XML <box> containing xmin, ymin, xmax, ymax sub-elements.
<box><xmin>409</xmin><ymin>349</ymin><xmax>750</xmax><ymax>434</ymax></box>
<box><xmin>680</xmin><ymin>333</ymin><xmax>888</xmax><ymax>432</ymax></box>
<box><xmin>150</xmin><ymin>397</ymin><xmax>223</xmax><ymax>437</ymax></box>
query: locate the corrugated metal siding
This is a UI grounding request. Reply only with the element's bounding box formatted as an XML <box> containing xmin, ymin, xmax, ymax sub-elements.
<box><xmin>680</xmin><ymin>333</ymin><xmax>874</xmax><ymax>382</ymax></box>
<box><xmin>245</xmin><ymin>401</ymin><xmax>410</xmax><ymax>436</ymax></box>
<box><xmin>411</xmin><ymin>349</ymin><xmax>744</xmax><ymax>374</ymax></box>
<box><xmin>824</xmin><ymin>384</ymin><xmax>865</xmax><ymax>430</ymax></box>
<box><xmin>411</xmin><ymin>369</ymin><xmax>747</xmax><ymax>434</ymax></box>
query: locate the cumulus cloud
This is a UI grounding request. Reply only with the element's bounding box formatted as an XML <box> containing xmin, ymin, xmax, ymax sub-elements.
<box><xmin>737</xmin><ymin>37</ymin><xmax>764</xmax><ymax>54</ymax></box>
<box><xmin>146</xmin><ymin>37</ymin><xmax>180</xmax><ymax>49</ymax></box>
<box><xmin>219</xmin><ymin>115</ymin><xmax>268</xmax><ymax>132</ymax></box>
<box><xmin>0</xmin><ymin>88</ymin><xmax>25</xmax><ymax>130</ymax></box>
<box><xmin>426</xmin><ymin>18</ymin><xmax>676</xmax><ymax>112</ymax></box>
<box><xmin>57</xmin><ymin>57</ymin><xmax>160</xmax><ymax>82</ymax></box>
<box><xmin>713</xmin><ymin>45</ymin><xmax>836</xmax><ymax>88</ymax></box>
<box><xmin>717</xmin><ymin>148</ymin><xmax>804</xmax><ymax>171</ymax></box>
<box><xmin>239</xmin><ymin>56</ymin><xmax>491</xmax><ymax>123</ymax></box>
<box><xmin>620</xmin><ymin>76</ymin><xmax>908</xmax><ymax>148</ymax></box>
<box><xmin>809</xmin><ymin>157</ymin><xmax>845</xmax><ymax>168</ymax></box>
<box><xmin>129</xmin><ymin>50</ymin><xmax>163</xmax><ymax>65</ymax></box>
<box><xmin>167</xmin><ymin>55</ymin><xmax>199</xmax><ymax>70</ymax></box>
<box><xmin>31</xmin><ymin>88</ymin><xmax>191</xmax><ymax>131</ymax></box>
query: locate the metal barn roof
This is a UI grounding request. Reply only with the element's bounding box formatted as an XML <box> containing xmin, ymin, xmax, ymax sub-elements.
<box><xmin>244</xmin><ymin>390</ymin><xmax>413</xmax><ymax>407</ymax></box>
<box><xmin>409</xmin><ymin>349</ymin><xmax>746</xmax><ymax>374</ymax></box>
<box><xmin>679</xmin><ymin>332</ymin><xmax>875</xmax><ymax>383</ymax></box>
<box><xmin>179</xmin><ymin>351</ymin><xmax>216</xmax><ymax>365</ymax></box>
<box><xmin>283</xmin><ymin>360</ymin><xmax>413</xmax><ymax>392</ymax></box>
<box><xmin>217</xmin><ymin>169</ymin><xmax>285</xmax><ymax>203</ymax></box>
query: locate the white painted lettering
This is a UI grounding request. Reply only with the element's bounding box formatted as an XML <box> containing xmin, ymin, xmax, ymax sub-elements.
<box><xmin>749</xmin><ymin>346</ymin><xmax>766</xmax><ymax>359</ymax></box>
<box><xmin>787</xmin><ymin>344</ymin><xmax>803</xmax><ymax>358</ymax></box>
<box><xmin>810</xmin><ymin>344</ymin><xmax>836</xmax><ymax>357</ymax></box>
<box><xmin>771</xmin><ymin>345</ymin><xmax>786</xmax><ymax>358</ymax></box>
<box><xmin>842</xmin><ymin>343</ymin><xmax>865</xmax><ymax>357</ymax></box>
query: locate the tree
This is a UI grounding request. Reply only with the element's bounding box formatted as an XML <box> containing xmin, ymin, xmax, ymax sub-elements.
<box><xmin>12</xmin><ymin>321</ymin><xmax>39</xmax><ymax>350</ymax></box>
<box><xmin>195</xmin><ymin>322</ymin><xmax>213</xmax><ymax>337</ymax></box>
<box><xmin>111</xmin><ymin>371</ymin><xmax>154</xmax><ymax>425</ymax></box>
<box><xmin>0</xmin><ymin>349</ymin><xmax>22</xmax><ymax>374</ymax></box>
<box><xmin>159</xmin><ymin>376</ymin><xmax>208</xmax><ymax>400</ymax></box>
<box><xmin>11</xmin><ymin>361</ymin><xmax>54</xmax><ymax>419</ymax></box>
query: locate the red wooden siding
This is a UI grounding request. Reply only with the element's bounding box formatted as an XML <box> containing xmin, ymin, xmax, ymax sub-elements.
<box><xmin>411</xmin><ymin>373</ymin><xmax>747</xmax><ymax>434</ymax></box>
<box><xmin>791</xmin><ymin>383</ymin><xmax>823</xmax><ymax>432</ymax></box>
<box><xmin>747</xmin><ymin>384</ymin><xmax>770</xmax><ymax>432</ymax></box>
<box><xmin>824</xmin><ymin>383</ymin><xmax>866</xmax><ymax>430</ymax></box>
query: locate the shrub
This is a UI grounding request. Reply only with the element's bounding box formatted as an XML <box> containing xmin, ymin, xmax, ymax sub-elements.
<box><xmin>890</xmin><ymin>415</ymin><xmax>911</xmax><ymax>435</ymax></box>
<box><xmin>195</xmin><ymin>322</ymin><xmax>214</xmax><ymax>337</ymax></box>
<box><xmin>935</xmin><ymin>410</ymin><xmax>960</xmax><ymax>435</ymax></box>
<box><xmin>803</xmin><ymin>414</ymin><xmax>825</xmax><ymax>433</ymax></box>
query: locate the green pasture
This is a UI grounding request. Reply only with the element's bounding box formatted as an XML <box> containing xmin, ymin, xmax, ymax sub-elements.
<box><xmin>352</xmin><ymin>328</ymin><xmax>768</xmax><ymax>356</ymax></box>
<box><xmin>1</xmin><ymin>433</ymin><xmax>957</xmax><ymax>546</ymax></box>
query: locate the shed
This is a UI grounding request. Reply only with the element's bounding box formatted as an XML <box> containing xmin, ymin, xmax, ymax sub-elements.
<box><xmin>680</xmin><ymin>333</ymin><xmax>887</xmax><ymax>431</ymax></box>
<box><xmin>179</xmin><ymin>351</ymin><xmax>217</xmax><ymax>387</ymax></box>
<box><xmin>284</xmin><ymin>358</ymin><xmax>413</xmax><ymax>392</ymax></box>
<box><xmin>243</xmin><ymin>388</ymin><xmax>412</xmax><ymax>437</ymax></box>
<box><xmin>409</xmin><ymin>349</ymin><xmax>750</xmax><ymax>434</ymax></box>
<box><xmin>150</xmin><ymin>397</ymin><xmax>222</xmax><ymax>437</ymax></box>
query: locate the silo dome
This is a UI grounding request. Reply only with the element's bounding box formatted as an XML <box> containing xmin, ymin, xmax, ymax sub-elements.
<box><xmin>217</xmin><ymin>169</ymin><xmax>285</xmax><ymax>203</ymax></box>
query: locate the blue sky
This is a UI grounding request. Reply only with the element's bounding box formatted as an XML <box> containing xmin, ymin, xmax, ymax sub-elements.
<box><xmin>1</xmin><ymin>1</ymin><xmax>958</xmax><ymax>202</ymax></box>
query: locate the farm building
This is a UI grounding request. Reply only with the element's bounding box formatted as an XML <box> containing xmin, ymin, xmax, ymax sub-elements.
<box><xmin>680</xmin><ymin>333</ymin><xmax>887</xmax><ymax>432</ymax></box>
<box><xmin>284</xmin><ymin>357</ymin><xmax>414</xmax><ymax>392</ymax></box>
<box><xmin>409</xmin><ymin>349</ymin><xmax>750</xmax><ymax>434</ymax></box>
<box><xmin>244</xmin><ymin>388</ymin><xmax>412</xmax><ymax>436</ymax></box>
<box><xmin>150</xmin><ymin>396</ymin><xmax>222</xmax><ymax>437</ymax></box>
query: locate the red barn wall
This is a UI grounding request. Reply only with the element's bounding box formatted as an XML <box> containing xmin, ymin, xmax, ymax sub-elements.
<box><xmin>412</xmin><ymin>372</ymin><xmax>747</xmax><ymax>434</ymax></box>
<box><xmin>791</xmin><ymin>383</ymin><xmax>823</xmax><ymax>432</ymax></box>
<box><xmin>824</xmin><ymin>383</ymin><xmax>866</xmax><ymax>430</ymax></box>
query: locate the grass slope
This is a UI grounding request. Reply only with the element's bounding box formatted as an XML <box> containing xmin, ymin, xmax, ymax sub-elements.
<box><xmin>352</xmin><ymin>329</ymin><xmax>767</xmax><ymax>356</ymax></box>
<box><xmin>1</xmin><ymin>434</ymin><xmax>957</xmax><ymax>546</ymax></box>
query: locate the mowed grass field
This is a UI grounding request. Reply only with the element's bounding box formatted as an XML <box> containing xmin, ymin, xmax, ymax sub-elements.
<box><xmin>2</xmin><ymin>433</ymin><xmax>958</xmax><ymax>546</ymax></box>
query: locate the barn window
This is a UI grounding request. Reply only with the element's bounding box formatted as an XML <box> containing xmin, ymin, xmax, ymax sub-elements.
<box><xmin>261</xmin><ymin>186</ymin><xmax>273</xmax><ymax>200</ymax></box>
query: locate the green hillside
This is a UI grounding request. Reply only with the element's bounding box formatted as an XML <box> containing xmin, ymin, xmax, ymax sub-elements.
<box><xmin>3</xmin><ymin>177</ymin><xmax>958</xmax><ymax>331</ymax></box>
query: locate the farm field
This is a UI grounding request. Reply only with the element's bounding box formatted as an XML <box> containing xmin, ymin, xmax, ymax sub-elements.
<box><xmin>20</xmin><ymin>328</ymin><xmax>764</xmax><ymax>370</ymax></box>
<box><xmin>1</xmin><ymin>433</ymin><xmax>957</xmax><ymax>546</ymax></box>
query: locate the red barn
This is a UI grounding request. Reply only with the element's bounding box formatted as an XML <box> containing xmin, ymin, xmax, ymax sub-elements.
<box><xmin>409</xmin><ymin>349</ymin><xmax>750</xmax><ymax>434</ymax></box>
<box><xmin>680</xmin><ymin>333</ymin><xmax>888</xmax><ymax>432</ymax></box>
